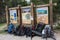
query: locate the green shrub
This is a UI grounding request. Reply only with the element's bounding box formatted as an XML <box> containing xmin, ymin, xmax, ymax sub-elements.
<box><xmin>54</xmin><ymin>23</ymin><xmax>60</xmax><ymax>30</ymax></box>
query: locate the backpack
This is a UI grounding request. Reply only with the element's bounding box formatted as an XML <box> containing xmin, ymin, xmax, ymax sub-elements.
<box><xmin>42</xmin><ymin>25</ymin><xmax>52</xmax><ymax>38</ymax></box>
<box><xmin>15</xmin><ymin>25</ymin><xmax>25</xmax><ymax>36</ymax></box>
<box><xmin>8</xmin><ymin>23</ymin><xmax>15</xmax><ymax>33</ymax></box>
<box><xmin>36</xmin><ymin>23</ymin><xmax>45</xmax><ymax>33</ymax></box>
<box><xmin>25</xmin><ymin>27</ymin><xmax>32</xmax><ymax>37</ymax></box>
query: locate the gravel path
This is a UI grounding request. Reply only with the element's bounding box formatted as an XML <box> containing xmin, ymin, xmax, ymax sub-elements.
<box><xmin>0</xmin><ymin>32</ymin><xmax>60</xmax><ymax>40</ymax></box>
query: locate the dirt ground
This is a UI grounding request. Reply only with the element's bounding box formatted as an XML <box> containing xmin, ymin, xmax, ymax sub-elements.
<box><xmin>0</xmin><ymin>31</ymin><xmax>60</xmax><ymax>40</ymax></box>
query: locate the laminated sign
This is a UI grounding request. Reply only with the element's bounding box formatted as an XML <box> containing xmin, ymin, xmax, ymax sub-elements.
<box><xmin>36</xmin><ymin>7</ymin><xmax>48</xmax><ymax>24</ymax></box>
<box><xmin>10</xmin><ymin>10</ymin><xmax>17</xmax><ymax>23</ymax></box>
<box><xmin>22</xmin><ymin>8</ymin><xmax>31</xmax><ymax>24</ymax></box>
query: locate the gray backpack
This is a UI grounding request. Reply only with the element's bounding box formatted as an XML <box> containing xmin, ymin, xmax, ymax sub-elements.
<box><xmin>42</xmin><ymin>25</ymin><xmax>53</xmax><ymax>38</ymax></box>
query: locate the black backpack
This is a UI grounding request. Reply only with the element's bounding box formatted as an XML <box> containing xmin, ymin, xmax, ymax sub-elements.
<box><xmin>36</xmin><ymin>23</ymin><xmax>45</xmax><ymax>33</ymax></box>
<box><xmin>15</xmin><ymin>25</ymin><xmax>25</xmax><ymax>36</ymax></box>
<box><xmin>25</xmin><ymin>27</ymin><xmax>32</xmax><ymax>37</ymax></box>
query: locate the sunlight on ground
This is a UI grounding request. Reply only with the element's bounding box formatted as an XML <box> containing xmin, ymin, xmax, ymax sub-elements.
<box><xmin>0</xmin><ymin>23</ymin><xmax>7</xmax><ymax>34</ymax></box>
<box><xmin>0</xmin><ymin>23</ymin><xmax>6</xmax><ymax>27</ymax></box>
<box><xmin>0</xmin><ymin>23</ymin><xmax>7</xmax><ymax>30</ymax></box>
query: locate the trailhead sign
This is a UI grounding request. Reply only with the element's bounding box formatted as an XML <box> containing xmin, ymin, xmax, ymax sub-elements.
<box><xmin>21</xmin><ymin>8</ymin><xmax>31</xmax><ymax>24</ymax></box>
<box><xmin>36</xmin><ymin>7</ymin><xmax>48</xmax><ymax>24</ymax></box>
<box><xmin>10</xmin><ymin>10</ymin><xmax>17</xmax><ymax>24</ymax></box>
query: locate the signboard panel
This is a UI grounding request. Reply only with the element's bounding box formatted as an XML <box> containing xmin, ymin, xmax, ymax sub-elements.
<box><xmin>36</xmin><ymin>7</ymin><xmax>48</xmax><ymax>24</ymax></box>
<box><xmin>10</xmin><ymin>10</ymin><xmax>17</xmax><ymax>23</ymax></box>
<box><xmin>22</xmin><ymin>8</ymin><xmax>31</xmax><ymax>24</ymax></box>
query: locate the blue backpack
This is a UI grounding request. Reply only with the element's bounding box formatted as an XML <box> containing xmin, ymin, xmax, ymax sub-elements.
<box><xmin>8</xmin><ymin>23</ymin><xmax>14</xmax><ymax>33</ymax></box>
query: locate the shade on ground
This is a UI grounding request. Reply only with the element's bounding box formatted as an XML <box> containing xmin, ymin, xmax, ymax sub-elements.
<box><xmin>0</xmin><ymin>32</ymin><xmax>60</xmax><ymax>40</ymax></box>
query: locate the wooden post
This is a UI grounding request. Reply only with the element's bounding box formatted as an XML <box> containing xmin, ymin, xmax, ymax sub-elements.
<box><xmin>49</xmin><ymin>0</ymin><xmax>53</xmax><ymax>28</ymax></box>
<box><xmin>18</xmin><ymin>5</ymin><xmax>22</xmax><ymax>25</ymax></box>
<box><xmin>31</xmin><ymin>3</ymin><xmax>34</xmax><ymax>26</ymax></box>
<box><xmin>5</xmin><ymin>6</ymin><xmax>9</xmax><ymax>26</ymax></box>
<box><xmin>34</xmin><ymin>5</ymin><xmax>37</xmax><ymax>26</ymax></box>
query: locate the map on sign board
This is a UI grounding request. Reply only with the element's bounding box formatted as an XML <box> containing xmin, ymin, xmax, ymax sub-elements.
<box><xmin>10</xmin><ymin>10</ymin><xmax>17</xmax><ymax>23</ymax></box>
<box><xmin>36</xmin><ymin>7</ymin><xmax>48</xmax><ymax>24</ymax></box>
<box><xmin>22</xmin><ymin>8</ymin><xmax>31</xmax><ymax>24</ymax></box>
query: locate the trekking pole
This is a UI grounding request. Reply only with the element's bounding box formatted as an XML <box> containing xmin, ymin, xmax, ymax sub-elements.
<box><xmin>46</xmin><ymin>37</ymin><xmax>47</xmax><ymax>40</ymax></box>
<box><xmin>31</xmin><ymin>35</ymin><xmax>32</xmax><ymax>40</ymax></box>
<box><xmin>46</xmin><ymin>29</ymin><xmax>48</xmax><ymax>40</ymax></box>
<box><xmin>51</xmin><ymin>34</ymin><xmax>56</xmax><ymax>40</ymax></box>
<box><xmin>31</xmin><ymin>29</ymin><xmax>32</xmax><ymax>40</ymax></box>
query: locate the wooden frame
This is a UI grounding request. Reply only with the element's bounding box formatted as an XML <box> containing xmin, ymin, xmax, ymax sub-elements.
<box><xmin>6</xmin><ymin>6</ymin><xmax>20</xmax><ymax>25</ymax></box>
<box><xmin>6</xmin><ymin>0</ymin><xmax>56</xmax><ymax>27</ymax></box>
<box><xmin>20</xmin><ymin>3</ymin><xmax>35</xmax><ymax>26</ymax></box>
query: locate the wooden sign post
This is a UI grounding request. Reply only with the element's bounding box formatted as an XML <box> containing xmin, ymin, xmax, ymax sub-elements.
<box><xmin>5</xmin><ymin>6</ymin><xmax>9</xmax><ymax>26</ymax></box>
<box><xmin>31</xmin><ymin>3</ymin><xmax>34</xmax><ymax>26</ymax></box>
<box><xmin>49</xmin><ymin>0</ymin><xmax>53</xmax><ymax>28</ymax></box>
<box><xmin>18</xmin><ymin>5</ymin><xmax>22</xmax><ymax>25</ymax></box>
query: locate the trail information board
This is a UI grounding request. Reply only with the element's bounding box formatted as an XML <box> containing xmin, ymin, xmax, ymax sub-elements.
<box><xmin>22</xmin><ymin>8</ymin><xmax>31</xmax><ymax>24</ymax></box>
<box><xmin>10</xmin><ymin>10</ymin><xmax>17</xmax><ymax>24</ymax></box>
<box><xmin>36</xmin><ymin>7</ymin><xmax>48</xmax><ymax>24</ymax></box>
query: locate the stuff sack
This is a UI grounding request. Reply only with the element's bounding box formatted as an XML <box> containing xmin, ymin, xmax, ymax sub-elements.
<box><xmin>8</xmin><ymin>23</ymin><xmax>15</xmax><ymax>33</ymax></box>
